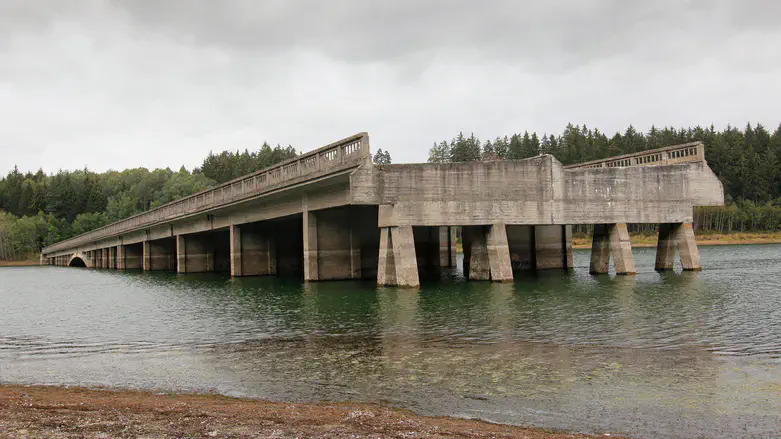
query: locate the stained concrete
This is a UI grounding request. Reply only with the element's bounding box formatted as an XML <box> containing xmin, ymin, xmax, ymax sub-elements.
<box><xmin>42</xmin><ymin>138</ymin><xmax>723</xmax><ymax>286</ymax></box>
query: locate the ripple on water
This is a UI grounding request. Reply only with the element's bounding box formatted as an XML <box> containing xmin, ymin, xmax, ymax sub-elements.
<box><xmin>1</xmin><ymin>245</ymin><xmax>781</xmax><ymax>439</ymax></box>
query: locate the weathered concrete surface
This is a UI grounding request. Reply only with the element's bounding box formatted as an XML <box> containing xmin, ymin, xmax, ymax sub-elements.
<box><xmin>377</xmin><ymin>226</ymin><xmax>419</xmax><ymax>287</ymax></box>
<box><xmin>41</xmin><ymin>134</ymin><xmax>723</xmax><ymax>285</ymax></box>
<box><xmin>590</xmin><ymin>223</ymin><xmax>636</xmax><ymax>275</ymax></box>
<box><xmin>365</xmin><ymin>157</ymin><xmax>722</xmax><ymax>227</ymax></box>
<box><xmin>486</xmin><ymin>223</ymin><xmax>513</xmax><ymax>282</ymax></box>
<box><xmin>656</xmin><ymin>222</ymin><xmax>701</xmax><ymax>271</ymax></box>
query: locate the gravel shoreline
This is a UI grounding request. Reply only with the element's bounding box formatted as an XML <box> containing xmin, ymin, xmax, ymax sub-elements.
<box><xmin>0</xmin><ymin>384</ymin><xmax>627</xmax><ymax>439</ymax></box>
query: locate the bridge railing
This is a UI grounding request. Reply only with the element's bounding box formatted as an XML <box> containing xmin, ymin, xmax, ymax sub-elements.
<box><xmin>43</xmin><ymin>133</ymin><xmax>371</xmax><ymax>254</ymax></box>
<box><xmin>563</xmin><ymin>141</ymin><xmax>705</xmax><ymax>170</ymax></box>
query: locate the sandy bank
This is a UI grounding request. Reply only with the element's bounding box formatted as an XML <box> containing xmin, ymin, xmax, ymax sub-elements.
<box><xmin>0</xmin><ymin>384</ymin><xmax>625</xmax><ymax>439</ymax></box>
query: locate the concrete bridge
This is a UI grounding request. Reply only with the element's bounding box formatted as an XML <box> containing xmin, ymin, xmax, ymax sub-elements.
<box><xmin>42</xmin><ymin>133</ymin><xmax>724</xmax><ymax>287</ymax></box>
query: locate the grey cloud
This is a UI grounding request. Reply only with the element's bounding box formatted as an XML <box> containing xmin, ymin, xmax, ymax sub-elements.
<box><xmin>0</xmin><ymin>1</ymin><xmax>780</xmax><ymax>174</ymax></box>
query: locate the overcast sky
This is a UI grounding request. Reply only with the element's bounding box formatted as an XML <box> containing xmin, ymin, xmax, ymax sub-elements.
<box><xmin>1</xmin><ymin>0</ymin><xmax>780</xmax><ymax>174</ymax></box>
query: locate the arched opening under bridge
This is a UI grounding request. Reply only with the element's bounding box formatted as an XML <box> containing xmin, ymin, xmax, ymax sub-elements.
<box><xmin>68</xmin><ymin>257</ymin><xmax>87</xmax><ymax>267</ymax></box>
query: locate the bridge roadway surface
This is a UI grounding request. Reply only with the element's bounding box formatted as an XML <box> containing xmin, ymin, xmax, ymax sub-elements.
<box><xmin>42</xmin><ymin>133</ymin><xmax>724</xmax><ymax>286</ymax></box>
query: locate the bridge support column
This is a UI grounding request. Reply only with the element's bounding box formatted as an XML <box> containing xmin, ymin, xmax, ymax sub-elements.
<box><xmin>463</xmin><ymin>225</ymin><xmax>513</xmax><ymax>281</ymax></box>
<box><xmin>143</xmin><ymin>241</ymin><xmax>151</xmax><ymax>271</ymax></box>
<box><xmin>463</xmin><ymin>226</ymin><xmax>489</xmax><ymax>280</ymax></box>
<box><xmin>108</xmin><ymin>247</ymin><xmax>116</xmax><ymax>269</ymax></box>
<box><xmin>590</xmin><ymin>223</ymin><xmax>636</xmax><ymax>275</ymax></box>
<box><xmin>303</xmin><ymin>211</ymin><xmax>318</xmax><ymax>281</ymax></box>
<box><xmin>176</xmin><ymin>236</ymin><xmax>186</xmax><ymax>273</ymax></box>
<box><xmin>116</xmin><ymin>245</ymin><xmax>125</xmax><ymax>270</ymax></box>
<box><xmin>655</xmin><ymin>223</ymin><xmax>701</xmax><ymax>271</ymax></box>
<box><xmin>487</xmin><ymin>223</ymin><xmax>513</xmax><ymax>282</ymax></box>
<box><xmin>534</xmin><ymin>225</ymin><xmax>573</xmax><ymax>270</ymax></box>
<box><xmin>377</xmin><ymin>226</ymin><xmax>419</xmax><ymax>287</ymax></box>
<box><xmin>230</xmin><ymin>225</ymin><xmax>242</xmax><ymax>277</ymax></box>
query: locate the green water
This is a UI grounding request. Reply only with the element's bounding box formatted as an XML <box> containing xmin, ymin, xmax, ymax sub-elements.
<box><xmin>1</xmin><ymin>245</ymin><xmax>780</xmax><ymax>438</ymax></box>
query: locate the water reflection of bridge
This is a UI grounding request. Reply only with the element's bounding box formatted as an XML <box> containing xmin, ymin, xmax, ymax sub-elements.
<box><xmin>43</xmin><ymin>134</ymin><xmax>723</xmax><ymax>286</ymax></box>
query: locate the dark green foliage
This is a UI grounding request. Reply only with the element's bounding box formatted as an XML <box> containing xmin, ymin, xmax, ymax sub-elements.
<box><xmin>198</xmin><ymin>143</ymin><xmax>297</xmax><ymax>183</ymax></box>
<box><xmin>429</xmin><ymin>122</ymin><xmax>781</xmax><ymax>232</ymax></box>
<box><xmin>0</xmin><ymin>141</ymin><xmax>300</xmax><ymax>259</ymax></box>
<box><xmin>373</xmin><ymin>149</ymin><xmax>392</xmax><ymax>164</ymax></box>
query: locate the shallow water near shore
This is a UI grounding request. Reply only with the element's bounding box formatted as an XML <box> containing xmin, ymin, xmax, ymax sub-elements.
<box><xmin>1</xmin><ymin>245</ymin><xmax>780</xmax><ymax>439</ymax></box>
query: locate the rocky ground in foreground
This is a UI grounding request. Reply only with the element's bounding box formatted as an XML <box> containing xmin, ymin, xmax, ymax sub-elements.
<box><xmin>0</xmin><ymin>385</ymin><xmax>625</xmax><ymax>439</ymax></box>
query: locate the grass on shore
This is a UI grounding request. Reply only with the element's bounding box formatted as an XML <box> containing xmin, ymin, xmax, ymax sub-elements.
<box><xmin>572</xmin><ymin>230</ymin><xmax>781</xmax><ymax>249</ymax></box>
<box><xmin>0</xmin><ymin>258</ymin><xmax>40</xmax><ymax>267</ymax></box>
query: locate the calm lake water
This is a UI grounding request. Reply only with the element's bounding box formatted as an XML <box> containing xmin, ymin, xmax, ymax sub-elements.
<box><xmin>1</xmin><ymin>245</ymin><xmax>780</xmax><ymax>438</ymax></box>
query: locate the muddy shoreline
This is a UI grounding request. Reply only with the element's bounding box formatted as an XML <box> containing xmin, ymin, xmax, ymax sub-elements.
<box><xmin>0</xmin><ymin>384</ymin><xmax>627</xmax><ymax>438</ymax></box>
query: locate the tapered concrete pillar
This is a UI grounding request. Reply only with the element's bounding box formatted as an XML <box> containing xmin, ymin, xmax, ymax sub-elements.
<box><xmin>675</xmin><ymin>223</ymin><xmax>701</xmax><ymax>271</ymax></box>
<box><xmin>176</xmin><ymin>235</ymin><xmax>186</xmax><ymax>273</ymax></box>
<box><xmin>303</xmin><ymin>211</ymin><xmax>318</xmax><ymax>281</ymax></box>
<box><xmin>487</xmin><ymin>223</ymin><xmax>513</xmax><ymax>282</ymax></box>
<box><xmin>102</xmin><ymin>249</ymin><xmax>109</xmax><ymax>269</ymax></box>
<box><xmin>377</xmin><ymin>226</ymin><xmax>419</xmax><ymax>287</ymax></box>
<box><xmin>591</xmin><ymin>223</ymin><xmax>636</xmax><ymax>275</ymax></box>
<box><xmin>464</xmin><ymin>226</ymin><xmax>490</xmax><ymax>280</ymax></box>
<box><xmin>116</xmin><ymin>245</ymin><xmax>126</xmax><ymax>270</ymax></box>
<box><xmin>609</xmin><ymin>223</ymin><xmax>636</xmax><ymax>275</ymax></box>
<box><xmin>534</xmin><ymin>225</ymin><xmax>573</xmax><ymax>270</ymax></box>
<box><xmin>656</xmin><ymin>223</ymin><xmax>701</xmax><ymax>271</ymax></box>
<box><xmin>108</xmin><ymin>247</ymin><xmax>116</xmax><ymax>269</ymax></box>
<box><xmin>377</xmin><ymin>227</ymin><xmax>396</xmax><ymax>286</ymax></box>
<box><xmin>143</xmin><ymin>241</ymin><xmax>151</xmax><ymax>271</ymax></box>
<box><xmin>655</xmin><ymin>224</ymin><xmax>677</xmax><ymax>271</ymax></box>
<box><xmin>589</xmin><ymin>224</ymin><xmax>611</xmax><ymax>274</ymax></box>
<box><xmin>230</xmin><ymin>225</ymin><xmax>242</xmax><ymax>277</ymax></box>
<box><xmin>391</xmin><ymin>226</ymin><xmax>419</xmax><ymax>287</ymax></box>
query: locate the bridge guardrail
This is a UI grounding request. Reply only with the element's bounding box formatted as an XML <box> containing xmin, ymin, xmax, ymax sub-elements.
<box><xmin>563</xmin><ymin>141</ymin><xmax>705</xmax><ymax>169</ymax></box>
<box><xmin>43</xmin><ymin>133</ymin><xmax>371</xmax><ymax>254</ymax></box>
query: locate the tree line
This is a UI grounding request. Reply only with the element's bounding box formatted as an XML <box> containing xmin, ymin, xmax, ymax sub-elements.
<box><xmin>428</xmin><ymin>123</ymin><xmax>781</xmax><ymax>233</ymax></box>
<box><xmin>0</xmin><ymin>143</ymin><xmax>298</xmax><ymax>260</ymax></box>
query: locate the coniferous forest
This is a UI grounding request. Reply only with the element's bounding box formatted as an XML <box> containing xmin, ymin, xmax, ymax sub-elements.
<box><xmin>1</xmin><ymin>123</ymin><xmax>780</xmax><ymax>260</ymax></box>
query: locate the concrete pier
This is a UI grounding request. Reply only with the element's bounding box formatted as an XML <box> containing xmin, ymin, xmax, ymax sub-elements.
<box><xmin>590</xmin><ymin>223</ymin><xmax>636</xmax><ymax>275</ymax></box>
<box><xmin>41</xmin><ymin>134</ymin><xmax>722</xmax><ymax>285</ymax></box>
<box><xmin>655</xmin><ymin>222</ymin><xmax>702</xmax><ymax>271</ymax></box>
<box><xmin>377</xmin><ymin>226</ymin><xmax>419</xmax><ymax>287</ymax></box>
